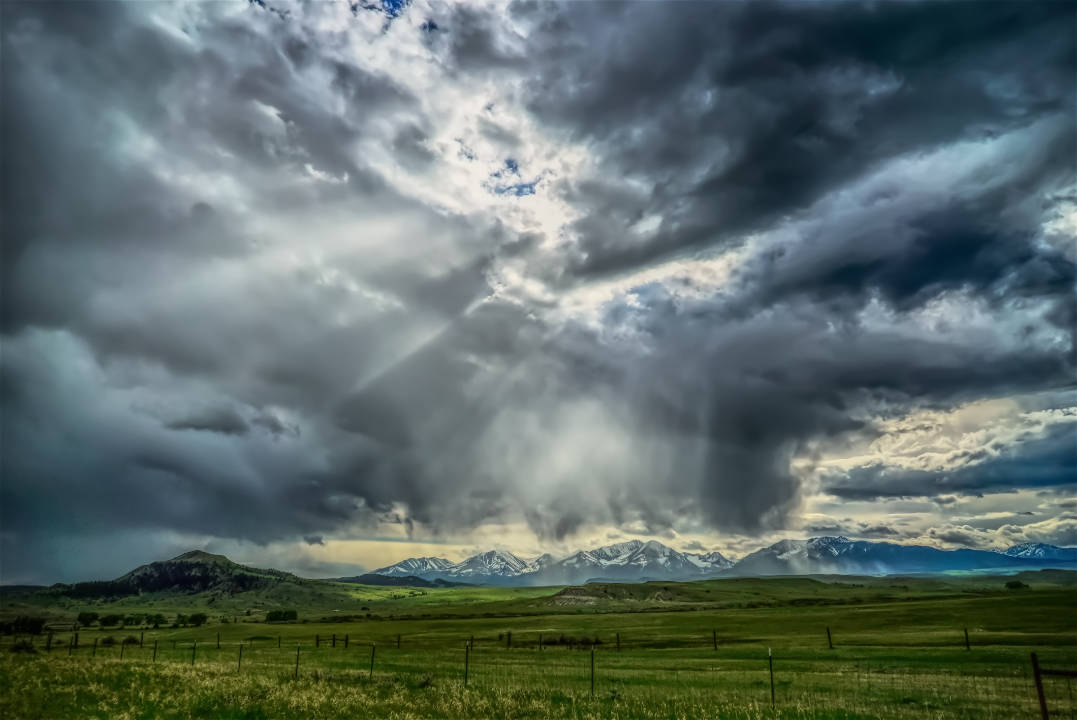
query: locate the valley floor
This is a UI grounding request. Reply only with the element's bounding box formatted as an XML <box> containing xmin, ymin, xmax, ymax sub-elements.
<box><xmin>2</xmin><ymin>575</ymin><xmax>1075</xmax><ymax>718</ymax></box>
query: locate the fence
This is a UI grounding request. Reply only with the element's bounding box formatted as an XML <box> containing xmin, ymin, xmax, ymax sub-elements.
<box><xmin>5</xmin><ymin>626</ymin><xmax>1076</xmax><ymax>717</ymax></box>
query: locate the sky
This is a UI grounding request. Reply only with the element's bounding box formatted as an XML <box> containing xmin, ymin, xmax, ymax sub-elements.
<box><xmin>2</xmin><ymin>0</ymin><xmax>1075</xmax><ymax>585</ymax></box>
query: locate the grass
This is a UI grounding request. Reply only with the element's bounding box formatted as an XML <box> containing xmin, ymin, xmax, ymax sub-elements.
<box><xmin>2</xmin><ymin>572</ymin><xmax>1075</xmax><ymax>718</ymax></box>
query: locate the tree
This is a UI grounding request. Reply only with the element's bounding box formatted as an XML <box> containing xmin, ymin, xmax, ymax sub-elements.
<box><xmin>99</xmin><ymin>614</ymin><xmax>123</xmax><ymax>627</ymax></box>
<box><xmin>189</xmin><ymin>613</ymin><xmax>208</xmax><ymax>627</ymax></box>
<box><xmin>77</xmin><ymin>612</ymin><xmax>99</xmax><ymax>626</ymax></box>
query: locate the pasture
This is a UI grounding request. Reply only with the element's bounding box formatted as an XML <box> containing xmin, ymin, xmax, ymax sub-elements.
<box><xmin>2</xmin><ymin>572</ymin><xmax>1075</xmax><ymax>718</ymax></box>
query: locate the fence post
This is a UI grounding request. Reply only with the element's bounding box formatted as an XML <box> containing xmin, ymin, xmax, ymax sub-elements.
<box><xmin>92</xmin><ymin>638</ymin><xmax>98</xmax><ymax>657</ymax></box>
<box><xmin>396</xmin><ymin>634</ymin><xmax>400</xmax><ymax>649</ymax></box>
<box><xmin>191</xmin><ymin>641</ymin><xmax>197</xmax><ymax>665</ymax></box>
<box><xmin>964</xmin><ymin>628</ymin><xmax>970</xmax><ymax>651</ymax></box>
<box><xmin>278</xmin><ymin>635</ymin><xmax>281</xmax><ymax>649</ymax></box>
<box><xmin>540</xmin><ymin>633</ymin><xmax>543</xmax><ymax>651</ymax></box>
<box><xmin>74</xmin><ymin>632</ymin><xmax>79</xmax><ymax>648</ymax></box>
<box><xmin>316</xmin><ymin>634</ymin><xmax>320</xmax><ymax>648</ymax></box>
<box><xmin>464</xmin><ymin>641</ymin><xmax>470</xmax><ymax>687</ymax></box>
<box><xmin>295</xmin><ymin>644</ymin><xmax>300</xmax><ymax>679</ymax></box>
<box><xmin>827</xmin><ymin>626</ymin><xmax>833</xmax><ymax>650</ymax></box>
<box><xmin>507</xmin><ymin>631</ymin><xmax>512</xmax><ymax>649</ymax></box>
<box><xmin>153</xmin><ymin>640</ymin><xmax>157</xmax><ymax>663</ymax></box>
<box><xmin>121</xmin><ymin>641</ymin><xmax>126</xmax><ymax>660</ymax></box>
<box><xmin>713</xmin><ymin>629</ymin><xmax>717</xmax><ymax>651</ymax></box>
<box><xmin>1031</xmin><ymin>652</ymin><xmax>1049</xmax><ymax>720</ymax></box>
<box><xmin>238</xmin><ymin>644</ymin><xmax>243</xmax><ymax>672</ymax></box>
<box><xmin>591</xmin><ymin>647</ymin><xmax>595</xmax><ymax>698</ymax></box>
<box><xmin>369</xmin><ymin>643</ymin><xmax>376</xmax><ymax>680</ymax></box>
<box><xmin>140</xmin><ymin>631</ymin><xmax>144</xmax><ymax>648</ymax></box>
<box><xmin>217</xmin><ymin>632</ymin><xmax>220</xmax><ymax>650</ymax></box>
<box><xmin>768</xmin><ymin>648</ymin><xmax>775</xmax><ymax>708</ymax></box>
<box><xmin>47</xmin><ymin>632</ymin><xmax>53</xmax><ymax>651</ymax></box>
<box><xmin>68</xmin><ymin>637</ymin><xmax>74</xmax><ymax>656</ymax></box>
<box><xmin>345</xmin><ymin>634</ymin><xmax>349</xmax><ymax>649</ymax></box>
<box><xmin>332</xmin><ymin>633</ymin><xmax>336</xmax><ymax>648</ymax></box>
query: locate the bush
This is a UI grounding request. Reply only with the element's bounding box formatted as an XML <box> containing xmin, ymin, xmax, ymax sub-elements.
<box><xmin>189</xmin><ymin>613</ymin><xmax>208</xmax><ymax>627</ymax></box>
<box><xmin>1006</xmin><ymin>580</ymin><xmax>1029</xmax><ymax>590</ymax></box>
<box><xmin>100</xmin><ymin>636</ymin><xmax>117</xmax><ymax>646</ymax></box>
<box><xmin>77</xmin><ymin>612</ymin><xmax>99</xmax><ymax>626</ymax></box>
<box><xmin>265</xmin><ymin>610</ymin><xmax>298</xmax><ymax>623</ymax></box>
<box><xmin>99</xmin><ymin>614</ymin><xmax>123</xmax><ymax>627</ymax></box>
<box><xmin>8</xmin><ymin>617</ymin><xmax>46</xmax><ymax>635</ymax></box>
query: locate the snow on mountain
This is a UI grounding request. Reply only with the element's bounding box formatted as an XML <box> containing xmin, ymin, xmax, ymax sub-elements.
<box><xmin>449</xmin><ymin>550</ymin><xmax>529</xmax><ymax>578</ymax></box>
<box><xmin>1004</xmin><ymin>543</ymin><xmax>1077</xmax><ymax>561</ymax></box>
<box><xmin>373</xmin><ymin>556</ymin><xmax>454</xmax><ymax>577</ymax></box>
<box><xmin>368</xmin><ymin>537</ymin><xmax>1072</xmax><ymax>585</ymax></box>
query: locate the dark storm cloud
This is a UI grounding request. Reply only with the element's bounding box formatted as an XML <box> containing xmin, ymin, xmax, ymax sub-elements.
<box><xmin>1</xmin><ymin>0</ymin><xmax>1074</xmax><ymax>582</ymax></box>
<box><xmin>822</xmin><ymin>422</ymin><xmax>1077</xmax><ymax>501</ymax></box>
<box><xmin>166</xmin><ymin>407</ymin><xmax>250</xmax><ymax>436</ymax></box>
<box><xmin>515</xmin><ymin>0</ymin><xmax>1074</xmax><ymax>279</ymax></box>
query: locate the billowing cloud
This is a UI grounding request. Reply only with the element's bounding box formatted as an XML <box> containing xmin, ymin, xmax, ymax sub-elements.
<box><xmin>2</xmin><ymin>0</ymin><xmax>1073</xmax><ymax>583</ymax></box>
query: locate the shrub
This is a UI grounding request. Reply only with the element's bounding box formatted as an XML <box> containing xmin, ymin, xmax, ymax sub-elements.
<box><xmin>1006</xmin><ymin>580</ymin><xmax>1029</xmax><ymax>590</ymax></box>
<box><xmin>189</xmin><ymin>613</ymin><xmax>208</xmax><ymax>627</ymax></box>
<box><xmin>266</xmin><ymin>610</ymin><xmax>298</xmax><ymax>623</ymax></box>
<box><xmin>77</xmin><ymin>612</ymin><xmax>99</xmax><ymax>626</ymax></box>
<box><xmin>99</xmin><ymin>614</ymin><xmax>123</xmax><ymax>627</ymax></box>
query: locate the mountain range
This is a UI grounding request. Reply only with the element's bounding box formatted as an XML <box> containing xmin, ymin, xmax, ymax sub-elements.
<box><xmin>370</xmin><ymin>537</ymin><xmax>1077</xmax><ymax>586</ymax></box>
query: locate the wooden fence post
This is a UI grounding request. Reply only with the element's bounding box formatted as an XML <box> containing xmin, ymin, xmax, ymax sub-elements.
<box><xmin>47</xmin><ymin>632</ymin><xmax>53</xmax><ymax>651</ymax></box>
<box><xmin>191</xmin><ymin>641</ymin><xmax>197</xmax><ymax>665</ymax></box>
<box><xmin>92</xmin><ymin>638</ymin><xmax>98</xmax><ymax>657</ymax></box>
<box><xmin>369</xmin><ymin>642</ymin><xmax>376</xmax><ymax>680</ymax></box>
<box><xmin>713</xmin><ymin>629</ymin><xmax>717</xmax><ymax>651</ymax></box>
<box><xmin>332</xmin><ymin>633</ymin><xmax>336</xmax><ymax>648</ymax></box>
<box><xmin>507</xmin><ymin>631</ymin><xmax>512</xmax><ymax>648</ymax></box>
<box><xmin>217</xmin><ymin>632</ymin><xmax>220</xmax><ymax>650</ymax></box>
<box><xmin>464</xmin><ymin>641</ymin><xmax>470</xmax><ymax>687</ymax></box>
<box><xmin>345</xmin><ymin>634</ymin><xmax>349</xmax><ymax>649</ymax></box>
<box><xmin>540</xmin><ymin>633</ymin><xmax>543</xmax><ymax>651</ymax></box>
<box><xmin>827</xmin><ymin>626</ymin><xmax>833</xmax><ymax>650</ymax></box>
<box><xmin>238</xmin><ymin>644</ymin><xmax>243</xmax><ymax>672</ymax></box>
<box><xmin>74</xmin><ymin>632</ymin><xmax>79</xmax><ymax>648</ymax></box>
<box><xmin>964</xmin><ymin>628</ymin><xmax>970</xmax><ymax>651</ymax></box>
<box><xmin>68</xmin><ymin>637</ymin><xmax>74</xmax><ymax>656</ymax></box>
<box><xmin>153</xmin><ymin>640</ymin><xmax>158</xmax><ymax>663</ymax></box>
<box><xmin>295</xmin><ymin>644</ymin><xmax>300</xmax><ymax>679</ymax></box>
<box><xmin>316</xmin><ymin>634</ymin><xmax>320</xmax><ymax>648</ymax></box>
<box><xmin>140</xmin><ymin>631</ymin><xmax>144</xmax><ymax>648</ymax></box>
<box><xmin>768</xmin><ymin>648</ymin><xmax>775</xmax><ymax>708</ymax></box>
<box><xmin>1031</xmin><ymin>652</ymin><xmax>1049</xmax><ymax>720</ymax></box>
<box><xmin>278</xmin><ymin>635</ymin><xmax>281</xmax><ymax>649</ymax></box>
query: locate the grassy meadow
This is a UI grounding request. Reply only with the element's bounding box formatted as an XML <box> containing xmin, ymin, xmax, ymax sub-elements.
<box><xmin>2</xmin><ymin>571</ymin><xmax>1075</xmax><ymax>718</ymax></box>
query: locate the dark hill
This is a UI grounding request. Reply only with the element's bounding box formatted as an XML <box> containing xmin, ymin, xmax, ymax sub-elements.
<box><xmin>49</xmin><ymin>550</ymin><xmax>307</xmax><ymax>598</ymax></box>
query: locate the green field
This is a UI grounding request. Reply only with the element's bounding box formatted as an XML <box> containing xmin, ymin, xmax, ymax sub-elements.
<box><xmin>2</xmin><ymin>571</ymin><xmax>1075</xmax><ymax>719</ymax></box>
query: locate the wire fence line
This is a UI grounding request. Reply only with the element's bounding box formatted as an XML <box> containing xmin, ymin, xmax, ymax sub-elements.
<box><xmin>4</xmin><ymin>631</ymin><xmax>1075</xmax><ymax>717</ymax></box>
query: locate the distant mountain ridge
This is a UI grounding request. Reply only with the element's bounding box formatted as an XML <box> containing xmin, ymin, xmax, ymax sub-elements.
<box><xmin>374</xmin><ymin>539</ymin><xmax>734</xmax><ymax>586</ymax></box>
<box><xmin>372</xmin><ymin>538</ymin><xmax>1076</xmax><ymax>586</ymax></box>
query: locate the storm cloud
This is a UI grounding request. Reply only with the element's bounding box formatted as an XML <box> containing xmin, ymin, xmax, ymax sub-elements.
<box><xmin>1</xmin><ymin>0</ymin><xmax>1073</xmax><ymax>583</ymax></box>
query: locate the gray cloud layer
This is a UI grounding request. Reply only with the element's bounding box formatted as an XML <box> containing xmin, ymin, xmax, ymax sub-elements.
<box><xmin>2</xmin><ymin>0</ymin><xmax>1074</xmax><ymax>583</ymax></box>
